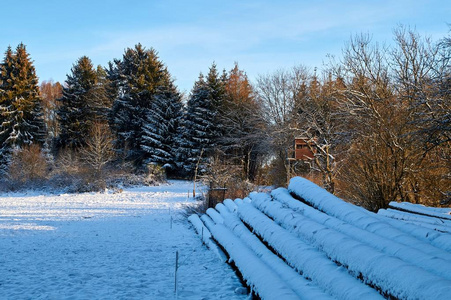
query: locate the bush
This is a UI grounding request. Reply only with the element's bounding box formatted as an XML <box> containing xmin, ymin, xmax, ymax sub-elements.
<box><xmin>8</xmin><ymin>144</ymin><xmax>49</xmax><ymax>185</ymax></box>
<box><xmin>144</xmin><ymin>163</ymin><xmax>166</xmax><ymax>185</ymax></box>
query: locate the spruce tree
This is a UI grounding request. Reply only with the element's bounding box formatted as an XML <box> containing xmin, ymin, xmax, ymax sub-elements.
<box><xmin>108</xmin><ymin>44</ymin><xmax>166</xmax><ymax>165</ymax></box>
<box><xmin>177</xmin><ymin>74</ymin><xmax>217</xmax><ymax>176</ymax></box>
<box><xmin>141</xmin><ymin>73</ymin><xmax>183</xmax><ymax>172</ymax></box>
<box><xmin>174</xmin><ymin>64</ymin><xmax>228</xmax><ymax>177</ymax></box>
<box><xmin>92</xmin><ymin>65</ymin><xmax>112</xmax><ymax>122</ymax></box>
<box><xmin>0</xmin><ymin>44</ymin><xmax>46</xmax><ymax>168</ymax></box>
<box><xmin>206</xmin><ymin>63</ymin><xmax>227</xmax><ymax>142</ymax></box>
<box><xmin>206</xmin><ymin>63</ymin><xmax>226</xmax><ymax>112</ymax></box>
<box><xmin>0</xmin><ymin>47</ymin><xmax>15</xmax><ymax>156</ymax></box>
<box><xmin>57</xmin><ymin>56</ymin><xmax>99</xmax><ymax>149</ymax></box>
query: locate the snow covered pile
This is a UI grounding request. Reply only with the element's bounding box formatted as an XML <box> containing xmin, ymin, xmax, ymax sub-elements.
<box><xmin>191</xmin><ymin>176</ymin><xmax>451</xmax><ymax>299</ymax></box>
<box><xmin>378</xmin><ymin>201</ymin><xmax>451</xmax><ymax>235</ymax></box>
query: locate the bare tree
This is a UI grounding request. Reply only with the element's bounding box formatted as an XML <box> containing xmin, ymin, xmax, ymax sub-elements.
<box><xmin>330</xmin><ymin>29</ymin><xmax>450</xmax><ymax>210</ymax></box>
<box><xmin>255</xmin><ymin>66</ymin><xmax>310</xmax><ymax>184</ymax></box>
<box><xmin>40</xmin><ymin>80</ymin><xmax>63</xmax><ymax>140</ymax></box>
<box><xmin>390</xmin><ymin>26</ymin><xmax>450</xmax><ymax>205</ymax></box>
<box><xmin>294</xmin><ymin>73</ymin><xmax>348</xmax><ymax>193</ymax></box>
<box><xmin>8</xmin><ymin>144</ymin><xmax>48</xmax><ymax>184</ymax></box>
<box><xmin>80</xmin><ymin>122</ymin><xmax>115</xmax><ymax>177</ymax></box>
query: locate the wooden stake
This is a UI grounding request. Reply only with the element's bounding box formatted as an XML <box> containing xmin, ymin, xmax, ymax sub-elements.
<box><xmin>174</xmin><ymin>251</ymin><xmax>179</xmax><ymax>294</ymax></box>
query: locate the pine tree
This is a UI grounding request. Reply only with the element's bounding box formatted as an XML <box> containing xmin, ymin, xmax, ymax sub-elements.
<box><xmin>141</xmin><ymin>74</ymin><xmax>183</xmax><ymax>172</ymax></box>
<box><xmin>0</xmin><ymin>47</ymin><xmax>15</xmax><ymax>153</ymax></box>
<box><xmin>0</xmin><ymin>47</ymin><xmax>14</xmax><ymax>169</ymax></box>
<box><xmin>206</xmin><ymin>63</ymin><xmax>227</xmax><ymax>142</ymax></box>
<box><xmin>108</xmin><ymin>44</ymin><xmax>166</xmax><ymax>165</ymax></box>
<box><xmin>206</xmin><ymin>63</ymin><xmax>226</xmax><ymax>112</ymax></box>
<box><xmin>177</xmin><ymin>74</ymin><xmax>217</xmax><ymax>176</ymax></box>
<box><xmin>0</xmin><ymin>44</ymin><xmax>46</xmax><ymax>169</ymax></box>
<box><xmin>57</xmin><ymin>56</ymin><xmax>99</xmax><ymax>149</ymax></box>
<box><xmin>93</xmin><ymin>65</ymin><xmax>112</xmax><ymax>122</ymax></box>
<box><xmin>175</xmin><ymin>64</ymin><xmax>228</xmax><ymax>177</ymax></box>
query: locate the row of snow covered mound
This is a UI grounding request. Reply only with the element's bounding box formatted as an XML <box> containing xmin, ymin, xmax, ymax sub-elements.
<box><xmin>378</xmin><ymin>201</ymin><xmax>451</xmax><ymax>234</ymax></box>
<box><xmin>189</xmin><ymin>177</ymin><xmax>451</xmax><ymax>300</ymax></box>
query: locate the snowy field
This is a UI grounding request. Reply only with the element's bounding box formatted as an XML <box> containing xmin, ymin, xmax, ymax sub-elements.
<box><xmin>0</xmin><ymin>181</ymin><xmax>246</xmax><ymax>300</ymax></box>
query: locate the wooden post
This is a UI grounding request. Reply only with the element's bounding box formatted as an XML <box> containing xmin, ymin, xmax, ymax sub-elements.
<box><xmin>201</xmin><ymin>226</ymin><xmax>204</xmax><ymax>244</ymax></box>
<box><xmin>222</xmin><ymin>184</ymin><xmax>226</xmax><ymax>202</ymax></box>
<box><xmin>287</xmin><ymin>157</ymin><xmax>291</xmax><ymax>187</ymax></box>
<box><xmin>174</xmin><ymin>250</ymin><xmax>179</xmax><ymax>294</ymax></box>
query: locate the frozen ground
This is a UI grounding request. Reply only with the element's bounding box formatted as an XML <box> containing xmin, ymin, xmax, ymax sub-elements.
<box><xmin>0</xmin><ymin>180</ymin><xmax>246</xmax><ymax>300</ymax></box>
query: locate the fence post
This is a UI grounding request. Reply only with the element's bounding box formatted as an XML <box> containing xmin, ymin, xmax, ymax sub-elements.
<box><xmin>174</xmin><ymin>250</ymin><xmax>179</xmax><ymax>294</ymax></box>
<box><xmin>222</xmin><ymin>184</ymin><xmax>226</xmax><ymax>202</ymax></box>
<box><xmin>201</xmin><ymin>226</ymin><xmax>204</xmax><ymax>245</ymax></box>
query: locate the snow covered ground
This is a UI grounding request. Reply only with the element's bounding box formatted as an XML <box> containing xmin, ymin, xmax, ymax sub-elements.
<box><xmin>0</xmin><ymin>181</ymin><xmax>246</xmax><ymax>299</ymax></box>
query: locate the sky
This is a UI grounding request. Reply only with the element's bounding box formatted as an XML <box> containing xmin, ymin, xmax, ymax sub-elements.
<box><xmin>2</xmin><ymin>0</ymin><xmax>450</xmax><ymax>94</ymax></box>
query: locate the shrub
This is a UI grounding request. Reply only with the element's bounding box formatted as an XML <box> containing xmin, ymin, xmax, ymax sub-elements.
<box><xmin>144</xmin><ymin>163</ymin><xmax>166</xmax><ymax>185</ymax></box>
<box><xmin>8</xmin><ymin>144</ymin><xmax>49</xmax><ymax>184</ymax></box>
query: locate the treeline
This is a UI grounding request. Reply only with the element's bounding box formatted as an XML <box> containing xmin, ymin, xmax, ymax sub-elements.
<box><xmin>0</xmin><ymin>26</ymin><xmax>449</xmax><ymax>210</ymax></box>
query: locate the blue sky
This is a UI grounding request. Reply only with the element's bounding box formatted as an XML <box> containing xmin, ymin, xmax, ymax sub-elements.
<box><xmin>2</xmin><ymin>0</ymin><xmax>450</xmax><ymax>93</ymax></box>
